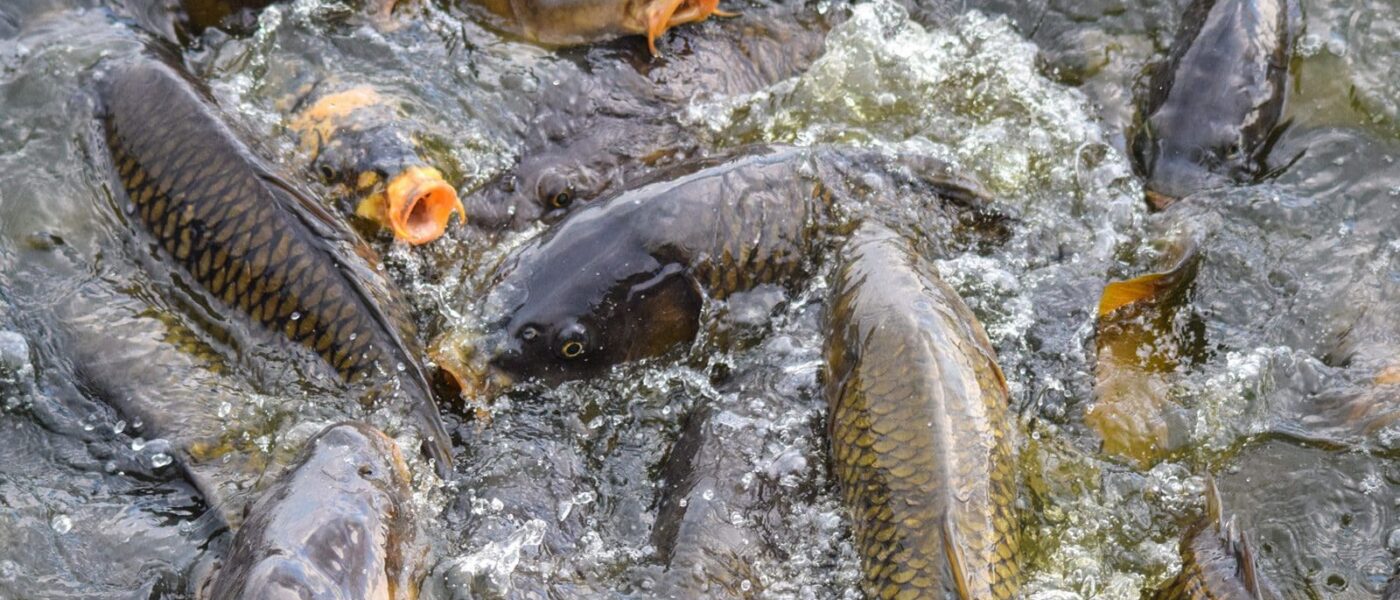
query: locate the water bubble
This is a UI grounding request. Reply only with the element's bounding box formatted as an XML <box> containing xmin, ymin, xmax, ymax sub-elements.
<box><xmin>396</xmin><ymin>362</ymin><xmax>406</xmax><ymax>373</ymax></box>
<box><xmin>151</xmin><ymin>453</ymin><xmax>172</xmax><ymax>468</ymax></box>
<box><xmin>218</xmin><ymin>402</ymin><xmax>232</xmax><ymax>418</ymax></box>
<box><xmin>490</xmin><ymin>497</ymin><xmax>504</xmax><ymax>512</ymax></box>
<box><xmin>740</xmin><ymin>579</ymin><xmax>752</xmax><ymax>592</ymax></box>
<box><xmin>290</xmin><ymin>312</ymin><xmax>301</xmax><ymax>321</ymax></box>
<box><xmin>50</xmin><ymin>514</ymin><xmax>72</xmax><ymax>534</ymax></box>
<box><xmin>112</xmin><ymin>420</ymin><xmax>126</xmax><ymax>434</ymax></box>
<box><xmin>130</xmin><ymin>438</ymin><xmax>146</xmax><ymax>451</ymax></box>
<box><xmin>701</xmin><ymin>488</ymin><xmax>715</xmax><ymax>501</ymax></box>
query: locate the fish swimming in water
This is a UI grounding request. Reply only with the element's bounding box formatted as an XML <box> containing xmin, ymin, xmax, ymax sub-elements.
<box><xmin>465</xmin><ymin>13</ymin><xmax>829</xmax><ymax>230</ymax></box>
<box><xmin>647</xmin><ymin>402</ymin><xmax>782</xmax><ymax>598</ymax></box>
<box><xmin>1151</xmin><ymin>478</ymin><xmax>1282</xmax><ymax>600</ymax></box>
<box><xmin>471</xmin><ymin>0</ymin><xmax>731</xmax><ymax>55</ymax></box>
<box><xmin>204</xmin><ymin>422</ymin><xmax>424</xmax><ymax>600</ymax></box>
<box><xmin>97</xmin><ymin>55</ymin><xmax>453</xmax><ymax>476</ymax></box>
<box><xmin>1129</xmin><ymin>0</ymin><xmax>1298</xmax><ymax>209</ymax></box>
<box><xmin>824</xmin><ymin>223</ymin><xmax>1020</xmax><ymax>600</ymax></box>
<box><xmin>437</xmin><ymin>145</ymin><xmax>992</xmax><ymax>392</ymax></box>
<box><xmin>289</xmin><ymin>84</ymin><xmax>465</xmax><ymax>245</ymax></box>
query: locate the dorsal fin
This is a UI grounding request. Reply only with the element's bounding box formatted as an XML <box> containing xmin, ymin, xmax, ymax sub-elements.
<box><xmin>941</xmin><ymin>510</ymin><xmax>973</xmax><ymax>600</ymax></box>
<box><xmin>1204</xmin><ymin>475</ymin><xmax>1225</xmax><ymax>528</ymax></box>
<box><xmin>1207</xmin><ymin>476</ymin><xmax>1268</xmax><ymax>599</ymax></box>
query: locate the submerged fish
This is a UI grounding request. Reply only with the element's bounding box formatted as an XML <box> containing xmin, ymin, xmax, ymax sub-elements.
<box><xmin>120</xmin><ymin>0</ymin><xmax>276</xmax><ymax>45</ymax></box>
<box><xmin>648</xmin><ymin>403</ymin><xmax>780</xmax><ymax>598</ymax></box>
<box><xmin>289</xmin><ymin>84</ymin><xmax>465</xmax><ymax>245</ymax></box>
<box><xmin>471</xmin><ymin>0</ymin><xmax>730</xmax><ymax>55</ymax></box>
<box><xmin>205</xmin><ymin>422</ymin><xmax>424</xmax><ymax>600</ymax></box>
<box><xmin>1129</xmin><ymin>0</ymin><xmax>1298</xmax><ymax>209</ymax></box>
<box><xmin>438</xmin><ymin>145</ymin><xmax>990</xmax><ymax>390</ymax></box>
<box><xmin>97</xmin><ymin>55</ymin><xmax>453</xmax><ymax>476</ymax></box>
<box><xmin>824</xmin><ymin>223</ymin><xmax>1019</xmax><ymax>600</ymax></box>
<box><xmin>465</xmin><ymin>13</ymin><xmax>829</xmax><ymax>230</ymax></box>
<box><xmin>1151</xmin><ymin>479</ymin><xmax>1282</xmax><ymax>600</ymax></box>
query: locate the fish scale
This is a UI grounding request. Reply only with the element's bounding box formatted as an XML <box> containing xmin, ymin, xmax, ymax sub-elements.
<box><xmin>825</xmin><ymin>224</ymin><xmax>1019</xmax><ymax>600</ymax></box>
<box><xmin>98</xmin><ymin>57</ymin><xmax>452</xmax><ymax>475</ymax></box>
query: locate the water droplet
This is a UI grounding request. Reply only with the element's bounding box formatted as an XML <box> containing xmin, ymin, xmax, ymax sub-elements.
<box><xmin>396</xmin><ymin>362</ymin><xmax>406</xmax><ymax>373</ymax></box>
<box><xmin>218</xmin><ymin>402</ymin><xmax>232</xmax><ymax>418</ymax></box>
<box><xmin>50</xmin><ymin>515</ymin><xmax>72</xmax><ymax>534</ymax></box>
<box><xmin>740</xmin><ymin>580</ymin><xmax>752</xmax><ymax>592</ymax></box>
<box><xmin>349</xmin><ymin>333</ymin><xmax>358</xmax><ymax>341</ymax></box>
<box><xmin>290</xmin><ymin>312</ymin><xmax>301</xmax><ymax>321</ymax></box>
<box><xmin>678</xmin><ymin>498</ymin><xmax>688</xmax><ymax>508</ymax></box>
<box><xmin>151</xmin><ymin>453</ymin><xmax>172</xmax><ymax>468</ymax></box>
<box><xmin>701</xmin><ymin>488</ymin><xmax>715</xmax><ymax>501</ymax></box>
<box><xmin>130</xmin><ymin>438</ymin><xmax>146</xmax><ymax>451</ymax></box>
<box><xmin>490</xmin><ymin>497</ymin><xmax>504</xmax><ymax>511</ymax></box>
<box><xmin>113</xmin><ymin>420</ymin><xmax>126</xmax><ymax>434</ymax></box>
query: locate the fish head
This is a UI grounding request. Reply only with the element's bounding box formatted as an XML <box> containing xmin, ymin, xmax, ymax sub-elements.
<box><xmin>216</xmin><ymin>422</ymin><xmax>419</xmax><ymax>600</ymax></box>
<box><xmin>472</xmin><ymin>200</ymin><xmax>703</xmax><ymax>385</ymax></box>
<box><xmin>466</xmin><ymin>113</ymin><xmax>686</xmax><ymax>230</ymax></box>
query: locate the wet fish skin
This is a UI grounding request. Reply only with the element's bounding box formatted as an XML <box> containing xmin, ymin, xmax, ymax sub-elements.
<box><xmin>467</xmin><ymin>145</ymin><xmax>991</xmax><ymax>387</ymax></box>
<box><xmin>465</xmin><ymin>13</ymin><xmax>828</xmax><ymax>231</ymax></box>
<box><xmin>650</xmin><ymin>404</ymin><xmax>776</xmax><ymax>598</ymax></box>
<box><xmin>1129</xmin><ymin>0</ymin><xmax>1297</xmax><ymax>207</ymax></box>
<box><xmin>476</xmin><ymin>146</ymin><xmax>836</xmax><ymax>385</ymax></box>
<box><xmin>824</xmin><ymin>223</ymin><xmax>1019</xmax><ymax>600</ymax></box>
<box><xmin>1152</xmin><ymin>481</ymin><xmax>1282</xmax><ymax>600</ymax></box>
<box><xmin>206</xmin><ymin>422</ymin><xmax>422</xmax><ymax>600</ymax></box>
<box><xmin>98</xmin><ymin>56</ymin><xmax>453</xmax><ymax>475</ymax></box>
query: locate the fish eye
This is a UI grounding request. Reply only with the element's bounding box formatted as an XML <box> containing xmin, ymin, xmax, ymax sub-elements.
<box><xmin>556</xmin><ymin>324</ymin><xmax>590</xmax><ymax>360</ymax></box>
<box><xmin>560</xmin><ymin>340</ymin><xmax>585</xmax><ymax>358</ymax></box>
<box><xmin>537</xmin><ymin>171</ymin><xmax>575</xmax><ymax>211</ymax></box>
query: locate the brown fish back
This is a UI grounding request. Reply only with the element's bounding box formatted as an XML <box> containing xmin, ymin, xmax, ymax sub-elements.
<box><xmin>98</xmin><ymin>57</ymin><xmax>452</xmax><ymax>473</ymax></box>
<box><xmin>825</xmin><ymin>223</ymin><xmax>1019</xmax><ymax>600</ymax></box>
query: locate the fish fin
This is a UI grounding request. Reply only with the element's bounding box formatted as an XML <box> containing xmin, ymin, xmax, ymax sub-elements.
<box><xmin>941</xmin><ymin>511</ymin><xmax>974</xmax><ymax>600</ymax></box>
<box><xmin>1097</xmin><ymin>237</ymin><xmax>1202</xmax><ymax>317</ymax></box>
<box><xmin>262</xmin><ymin>172</ymin><xmax>455</xmax><ymax>479</ymax></box>
<box><xmin>259</xmin><ymin>170</ymin><xmax>357</xmax><ymax>244</ymax></box>
<box><xmin>1098</xmin><ymin>273</ymin><xmax>1168</xmax><ymax>317</ymax></box>
<box><xmin>1204</xmin><ymin>475</ymin><xmax>1224</xmax><ymax>527</ymax></box>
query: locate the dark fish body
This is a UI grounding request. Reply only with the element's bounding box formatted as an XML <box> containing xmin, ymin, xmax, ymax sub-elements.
<box><xmin>467</xmin><ymin>145</ymin><xmax>989</xmax><ymax>386</ymax></box>
<box><xmin>98</xmin><ymin>57</ymin><xmax>452</xmax><ymax>474</ymax></box>
<box><xmin>121</xmin><ymin>0</ymin><xmax>275</xmax><ymax>44</ymax></box>
<box><xmin>649</xmin><ymin>404</ymin><xmax>779</xmax><ymax>598</ymax></box>
<box><xmin>477</xmin><ymin>146</ymin><xmax>835</xmax><ymax>384</ymax></box>
<box><xmin>206</xmin><ymin>422</ymin><xmax>422</xmax><ymax>600</ymax></box>
<box><xmin>1129</xmin><ymin>0</ymin><xmax>1297</xmax><ymax>207</ymax></box>
<box><xmin>824</xmin><ymin>224</ymin><xmax>1019</xmax><ymax>599</ymax></box>
<box><xmin>466</xmin><ymin>13</ymin><xmax>828</xmax><ymax>230</ymax></box>
<box><xmin>1152</xmin><ymin>481</ymin><xmax>1281</xmax><ymax>600</ymax></box>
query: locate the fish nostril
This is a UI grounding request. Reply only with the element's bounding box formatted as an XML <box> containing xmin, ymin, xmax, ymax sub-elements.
<box><xmin>519</xmin><ymin>325</ymin><xmax>539</xmax><ymax>343</ymax></box>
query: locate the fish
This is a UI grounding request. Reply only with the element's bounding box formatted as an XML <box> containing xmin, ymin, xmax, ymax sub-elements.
<box><xmin>1129</xmin><ymin>0</ymin><xmax>1298</xmax><ymax>209</ymax></box>
<box><xmin>97</xmin><ymin>55</ymin><xmax>454</xmax><ymax>477</ymax></box>
<box><xmin>1151</xmin><ymin>478</ymin><xmax>1282</xmax><ymax>600</ymax></box>
<box><xmin>289</xmin><ymin>84</ymin><xmax>465</xmax><ymax>246</ymax></box>
<box><xmin>648</xmin><ymin>403</ymin><xmax>780</xmax><ymax>598</ymax></box>
<box><xmin>120</xmin><ymin>0</ymin><xmax>276</xmax><ymax>45</ymax></box>
<box><xmin>471</xmin><ymin>0</ymin><xmax>731</xmax><ymax>55</ymax></box>
<box><xmin>823</xmin><ymin>223</ymin><xmax>1020</xmax><ymax>600</ymax></box>
<box><xmin>438</xmin><ymin>145</ymin><xmax>990</xmax><ymax>390</ymax></box>
<box><xmin>204</xmin><ymin>422</ymin><xmax>425</xmax><ymax>600</ymax></box>
<box><xmin>465</xmin><ymin>13</ymin><xmax>829</xmax><ymax>230</ymax></box>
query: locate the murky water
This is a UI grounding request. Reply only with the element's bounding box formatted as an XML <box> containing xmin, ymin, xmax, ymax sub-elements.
<box><xmin>0</xmin><ymin>0</ymin><xmax>1397</xmax><ymax>597</ymax></box>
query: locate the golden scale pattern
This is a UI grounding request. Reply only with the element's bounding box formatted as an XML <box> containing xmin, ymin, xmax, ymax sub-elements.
<box><xmin>826</xmin><ymin>226</ymin><xmax>1020</xmax><ymax>600</ymax></box>
<box><xmin>102</xmin><ymin>63</ymin><xmax>396</xmax><ymax>389</ymax></box>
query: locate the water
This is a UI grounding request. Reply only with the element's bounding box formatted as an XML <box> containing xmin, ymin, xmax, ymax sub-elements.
<box><xmin>1</xmin><ymin>0</ymin><xmax>1398</xmax><ymax>598</ymax></box>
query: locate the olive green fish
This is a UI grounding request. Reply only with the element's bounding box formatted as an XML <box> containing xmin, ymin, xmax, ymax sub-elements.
<box><xmin>824</xmin><ymin>223</ymin><xmax>1019</xmax><ymax>600</ymax></box>
<box><xmin>205</xmin><ymin>422</ymin><xmax>424</xmax><ymax>600</ymax></box>
<box><xmin>1152</xmin><ymin>479</ymin><xmax>1282</xmax><ymax>600</ymax></box>
<box><xmin>97</xmin><ymin>56</ymin><xmax>453</xmax><ymax>476</ymax></box>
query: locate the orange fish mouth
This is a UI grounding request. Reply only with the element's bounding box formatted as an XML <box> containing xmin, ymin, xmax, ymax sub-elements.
<box><xmin>359</xmin><ymin>166</ymin><xmax>465</xmax><ymax>245</ymax></box>
<box><xmin>639</xmin><ymin>0</ymin><xmax>733</xmax><ymax>55</ymax></box>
